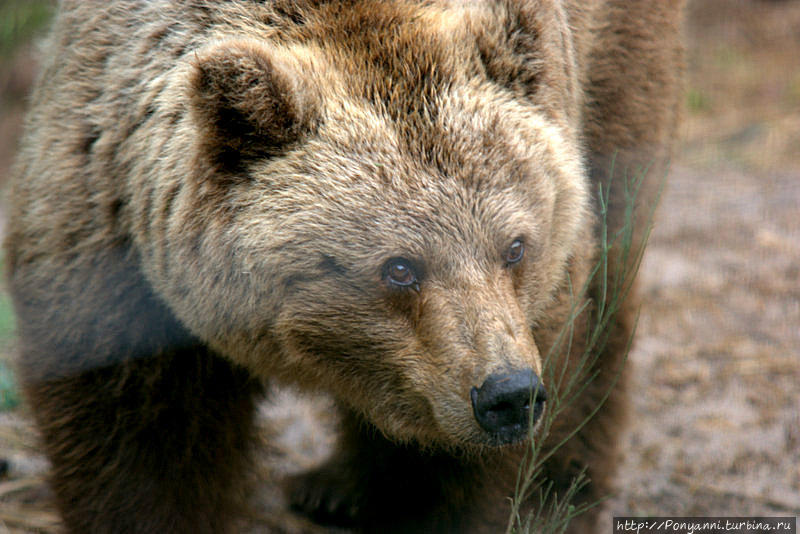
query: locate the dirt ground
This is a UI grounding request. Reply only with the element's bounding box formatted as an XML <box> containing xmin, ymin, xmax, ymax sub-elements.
<box><xmin>0</xmin><ymin>1</ymin><xmax>797</xmax><ymax>532</ymax></box>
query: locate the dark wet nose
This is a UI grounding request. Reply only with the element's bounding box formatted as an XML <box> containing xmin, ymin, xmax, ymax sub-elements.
<box><xmin>470</xmin><ymin>368</ymin><xmax>547</xmax><ymax>444</ymax></box>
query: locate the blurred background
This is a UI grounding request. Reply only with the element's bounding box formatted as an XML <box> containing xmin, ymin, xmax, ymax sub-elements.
<box><xmin>0</xmin><ymin>0</ymin><xmax>797</xmax><ymax>531</ymax></box>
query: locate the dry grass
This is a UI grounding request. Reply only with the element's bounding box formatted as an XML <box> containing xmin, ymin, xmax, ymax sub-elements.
<box><xmin>0</xmin><ymin>0</ymin><xmax>798</xmax><ymax>531</ymax></box>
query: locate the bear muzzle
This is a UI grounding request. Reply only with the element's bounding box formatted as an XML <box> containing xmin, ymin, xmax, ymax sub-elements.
<box><xmin>470</xmin><ymin>368</ymin><xmax>547</xmax><ymax>445</ymax></box>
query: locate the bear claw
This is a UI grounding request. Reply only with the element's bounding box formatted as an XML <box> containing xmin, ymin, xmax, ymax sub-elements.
<box><xmin>287</xmin><ymin>466</ymin><xmax>363</xmax><ymax>527</ymax></box>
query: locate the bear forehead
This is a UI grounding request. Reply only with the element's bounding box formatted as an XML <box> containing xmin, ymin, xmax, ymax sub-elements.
<box><xmin>257</xmin><ymin>77</ymin><xmax>564</xmax><ymax>227</ymax></box>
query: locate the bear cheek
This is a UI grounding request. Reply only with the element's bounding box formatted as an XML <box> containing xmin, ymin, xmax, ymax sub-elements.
<box><xmin>269</xmin><ymin>292</ymin><xmax>450</xmax><ymax>443</ymax></box>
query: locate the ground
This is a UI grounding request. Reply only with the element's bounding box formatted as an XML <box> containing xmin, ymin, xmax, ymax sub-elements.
<box><xmin>0</xmin><ymin>0</ymin><xmax>797</xmax><ymax>531</ymax></box>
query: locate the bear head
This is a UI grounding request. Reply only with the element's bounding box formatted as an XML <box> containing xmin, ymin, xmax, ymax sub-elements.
<box><xmin>136</xmin><ymin>1</ymin><xmax>591</xmax><ymax>449</ymax></box>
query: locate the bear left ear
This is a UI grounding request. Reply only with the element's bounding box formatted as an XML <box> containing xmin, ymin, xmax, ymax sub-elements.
<box><xmin>189</xmin><ymin>39</ymin><xmax>319</xmax><ymax>172</ymax></box>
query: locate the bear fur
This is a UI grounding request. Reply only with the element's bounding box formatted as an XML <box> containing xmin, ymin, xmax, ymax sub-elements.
<box><xmin>5</xmin><ymin>1</ymin><xmax>684</xmax><ymax>532</ymax></box>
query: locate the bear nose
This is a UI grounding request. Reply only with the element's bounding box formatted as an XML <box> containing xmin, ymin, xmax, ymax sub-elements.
<box><xmin>470</xmin><ymin>368</ymin><xmax>547</xmax><ymax>444</ymax></box>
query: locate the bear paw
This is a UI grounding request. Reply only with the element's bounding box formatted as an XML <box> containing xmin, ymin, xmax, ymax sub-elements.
<box><xmin>286</xmin><ymin>463</ymin><xmax>365</xmax><ymax>527</ymax></box>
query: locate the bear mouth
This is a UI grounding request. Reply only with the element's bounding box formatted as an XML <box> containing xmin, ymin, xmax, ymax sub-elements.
<box><xmin>481</xmin><ymin>398</ymin><xmax>547</xmax><ymax>447</ymax></box>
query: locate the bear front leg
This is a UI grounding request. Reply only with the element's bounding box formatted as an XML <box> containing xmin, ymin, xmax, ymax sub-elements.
<box><xmin>287</xmin><ymin>409</ymin><xmax>512</xmax><ymax>533</ymax></box>
<box><xmin>23</xmin><ymin>346</ymin><xmax>263</xmax><ymax>534</ymax></box>
<box><xmin>286</xmin><ymin>409</ymin><xmax>403</xmax><ymax>529</ymax></box>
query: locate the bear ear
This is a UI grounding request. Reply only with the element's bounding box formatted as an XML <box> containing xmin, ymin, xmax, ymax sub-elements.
<box><xmin>189</xmin><ymin>40</ymin><xmax>319</xmax><ymax>172</ymax></box>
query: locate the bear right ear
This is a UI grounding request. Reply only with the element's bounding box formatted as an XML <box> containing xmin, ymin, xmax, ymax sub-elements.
<box><xmin>189</xmin><ymin>40</ymin><xmax>319</xmax><ymax>172</ymax></box>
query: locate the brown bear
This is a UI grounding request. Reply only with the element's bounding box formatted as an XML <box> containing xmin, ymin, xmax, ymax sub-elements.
<box><xmin>4</xmin><ymin>1</ymin><xmax>683</xmax><ymax>533</ymax></box>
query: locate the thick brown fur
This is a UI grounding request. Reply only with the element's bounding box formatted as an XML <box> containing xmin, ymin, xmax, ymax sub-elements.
<box><xmin>5</xmin><ymin>1</ymin><xmax>683</xmax><ymax>533</ymax></box>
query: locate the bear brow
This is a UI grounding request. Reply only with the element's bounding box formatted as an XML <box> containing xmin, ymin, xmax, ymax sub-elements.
<box><xmin>318</xmin><ymin>254</ymin><xmax>348</xmax><ymax>277</ymax></box>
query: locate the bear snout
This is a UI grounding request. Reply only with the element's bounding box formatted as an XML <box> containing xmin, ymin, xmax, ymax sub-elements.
<box><xmin>470</xmin><ymin>369</ymin><xmax>547</xmax><ymax>445</ymax></box>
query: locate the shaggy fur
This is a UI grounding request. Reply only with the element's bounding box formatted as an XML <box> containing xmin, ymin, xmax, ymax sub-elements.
<box><xmin>5</xmin><ymin>1</ymin><xmax>683</xmax><ymax>532</ymax></box>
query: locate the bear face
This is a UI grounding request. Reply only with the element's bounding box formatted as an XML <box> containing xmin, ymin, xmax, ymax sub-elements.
<box><xmin>260</xmin><ymin>84</ymin><xmax>589</xmax><ymax>447</ymax></box>
<box><xmin>128</xmin><ymin>15</ymin><xmax>590</xmax><ymax>449</ymax></box>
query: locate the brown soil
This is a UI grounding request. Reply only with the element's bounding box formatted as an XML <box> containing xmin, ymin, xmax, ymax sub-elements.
<box><xmin>0</xmin><ymin>0</ymin><xmax>798</xmax><ymax>531</ymax></box>
<box><xmin>606</xmin><ymin>0</ymin><xmax>800</xmax><ymax>522</ymax></box>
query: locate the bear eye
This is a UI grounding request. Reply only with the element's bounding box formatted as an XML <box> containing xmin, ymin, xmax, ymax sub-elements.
<box><xmin>384</xmin><ymin>258</ymin><xmax>418</xmax><ymax>289</ymax></box>
<box><xmin>504</xmin><ymin>239</ymin><xmax>525</xmax><ymax>266</ymax></box>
